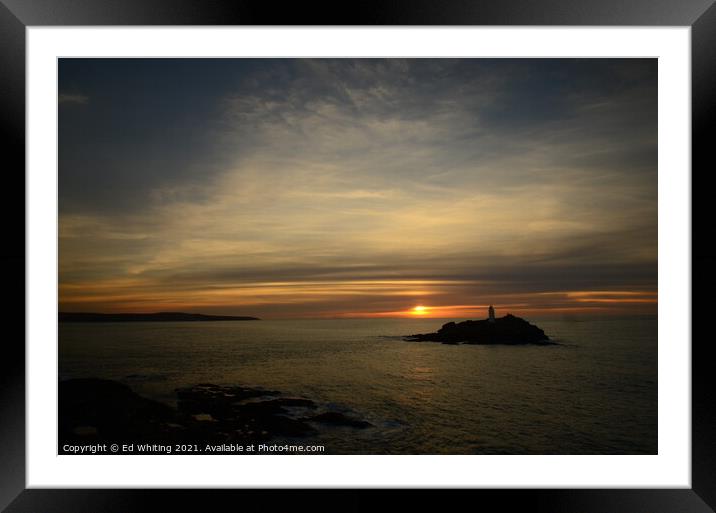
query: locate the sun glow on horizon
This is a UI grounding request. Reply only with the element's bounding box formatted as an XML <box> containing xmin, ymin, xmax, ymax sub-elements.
<box><xmin>57</xmin><ymin>59</ymin><xmax>657</xmax><ymax>321</ymax></box>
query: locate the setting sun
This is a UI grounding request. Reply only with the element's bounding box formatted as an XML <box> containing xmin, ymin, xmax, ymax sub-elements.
<box><xmin>411</xmin><ymin>305</ymin><xmax>428</xmax><ymax>315</ymax></box>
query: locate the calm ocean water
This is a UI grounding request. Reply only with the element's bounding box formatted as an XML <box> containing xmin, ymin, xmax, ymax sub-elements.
<box><xmin>59</xmin><ymin>317</ymin><xmax>657</xmax><ymax>454</ymax></box>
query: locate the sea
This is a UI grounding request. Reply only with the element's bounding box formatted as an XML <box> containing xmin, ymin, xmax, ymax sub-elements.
<box><xmin>58</xmin><ymin>316</ymin><xmax>657</xmax><ymax>454</ymax></box>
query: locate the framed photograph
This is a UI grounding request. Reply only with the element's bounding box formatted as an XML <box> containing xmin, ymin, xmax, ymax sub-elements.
<box><xmin>3</xmin><ymin>0</ymin><xmax>714</xmax><ymax>511</ymax></box>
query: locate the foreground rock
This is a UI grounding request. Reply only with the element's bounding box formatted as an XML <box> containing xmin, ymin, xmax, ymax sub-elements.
<box><xmin>59</xmin><ymin>378</ymin><xmax>177</xmax><ymax>442</ymax></box>
<box><xmin>59</xmin><ymin>379</ymin><xmax>371</xmax><ymax>451</ymax></box>
<box><xmin>175</xmin><ymin>383</ymin><xmax>316</xmax><ymax>439</ymax></box>
<box><xmin>405</xmin><ymin>314</ymin><xmax>552</xmax><ymax>345</ymax></box>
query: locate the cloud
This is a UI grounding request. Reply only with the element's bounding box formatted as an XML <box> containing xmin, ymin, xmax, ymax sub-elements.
<box><xmin>58</xmin><ymin>59</ymin><xmax>657</xmax><ymax>317</ymax></box>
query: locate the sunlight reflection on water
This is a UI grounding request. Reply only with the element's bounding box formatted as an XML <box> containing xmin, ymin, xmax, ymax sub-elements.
<box><xmin>59</xmin><ymin>317</ymin><xmax>657</xmax><ymax>454</ymax></box>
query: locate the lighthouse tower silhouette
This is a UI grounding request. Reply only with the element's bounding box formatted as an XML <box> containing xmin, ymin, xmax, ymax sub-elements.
<box><xmin>488</xmin><ymin>305</ymin><xmax>495</xmax><ymax>323</ymax></box>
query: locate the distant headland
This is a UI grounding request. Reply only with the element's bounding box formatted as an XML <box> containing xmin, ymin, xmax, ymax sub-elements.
<box><xmin>58</xmin><ymin>312</ymin><xmax>260</xmax><ymax>323</ymax></box>
<box><xmin>405</xmin><ymin>306</ymin><xmax>552</xmax><ymax>345</ymax></box>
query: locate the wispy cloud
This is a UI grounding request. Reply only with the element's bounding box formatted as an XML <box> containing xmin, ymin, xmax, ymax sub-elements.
<box><xmin>58</xmin><ymin>59</ymin><xmax>657</xmax><ymax>317</ymax></box>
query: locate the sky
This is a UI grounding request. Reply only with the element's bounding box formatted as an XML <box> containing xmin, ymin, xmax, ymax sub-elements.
<box><xmin>58</xmin><ymin>58</ymin><xmax>657</xmax><ymax>319</ymax></box>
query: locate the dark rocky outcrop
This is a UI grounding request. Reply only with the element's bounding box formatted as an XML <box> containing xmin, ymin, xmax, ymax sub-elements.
<box><xmin>174</xmin><ymin>384</ymin><xmax>316</xmax><ymax>439</ymax></box>
<box><xmin>405</xmin><ymin>314</ymin><xmax>552</xmax><ymax>345</ymax></box>
<box><xmin>59</xmin><ymin>378</ymin><xmax>177</xmax><ymax>442</ymax></box>
<box><xmin>59</xmin><ymin>379</ymin><xmax>371</xmax><ymax>452</ymax></box>
<box><xmin>59</xmin><ymin>312</ymin><xmax>259</xmax><ymax>322</ymax></box>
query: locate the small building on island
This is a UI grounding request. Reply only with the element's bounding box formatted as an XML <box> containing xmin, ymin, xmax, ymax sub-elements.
<box><xmin>488</xmin><ymin>305</ymin><xmax>495</xmax><ymax>323</ymax></box>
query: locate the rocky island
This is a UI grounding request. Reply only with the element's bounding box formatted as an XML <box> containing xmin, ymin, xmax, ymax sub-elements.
<box><xmin>59</xmin><ymin>312</ymin><xmax>260</xmax><ymax>322</ymax></box>
<box><xmin>405</xmin><ymin>306</ymin><xmax>552</xmax><ymax>345</ymax></box>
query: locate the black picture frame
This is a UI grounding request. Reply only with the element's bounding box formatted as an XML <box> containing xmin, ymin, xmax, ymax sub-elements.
<box><xmin>2</xmin><ymin>1</ymin><xmax>714</xmax><ymax>511</ymax></box>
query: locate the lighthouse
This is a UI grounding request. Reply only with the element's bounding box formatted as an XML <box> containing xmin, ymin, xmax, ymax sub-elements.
<box><xmin>488</xmin><ymin>305</ymin><xmax>495</xmax><ymax>322</ymax></box>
